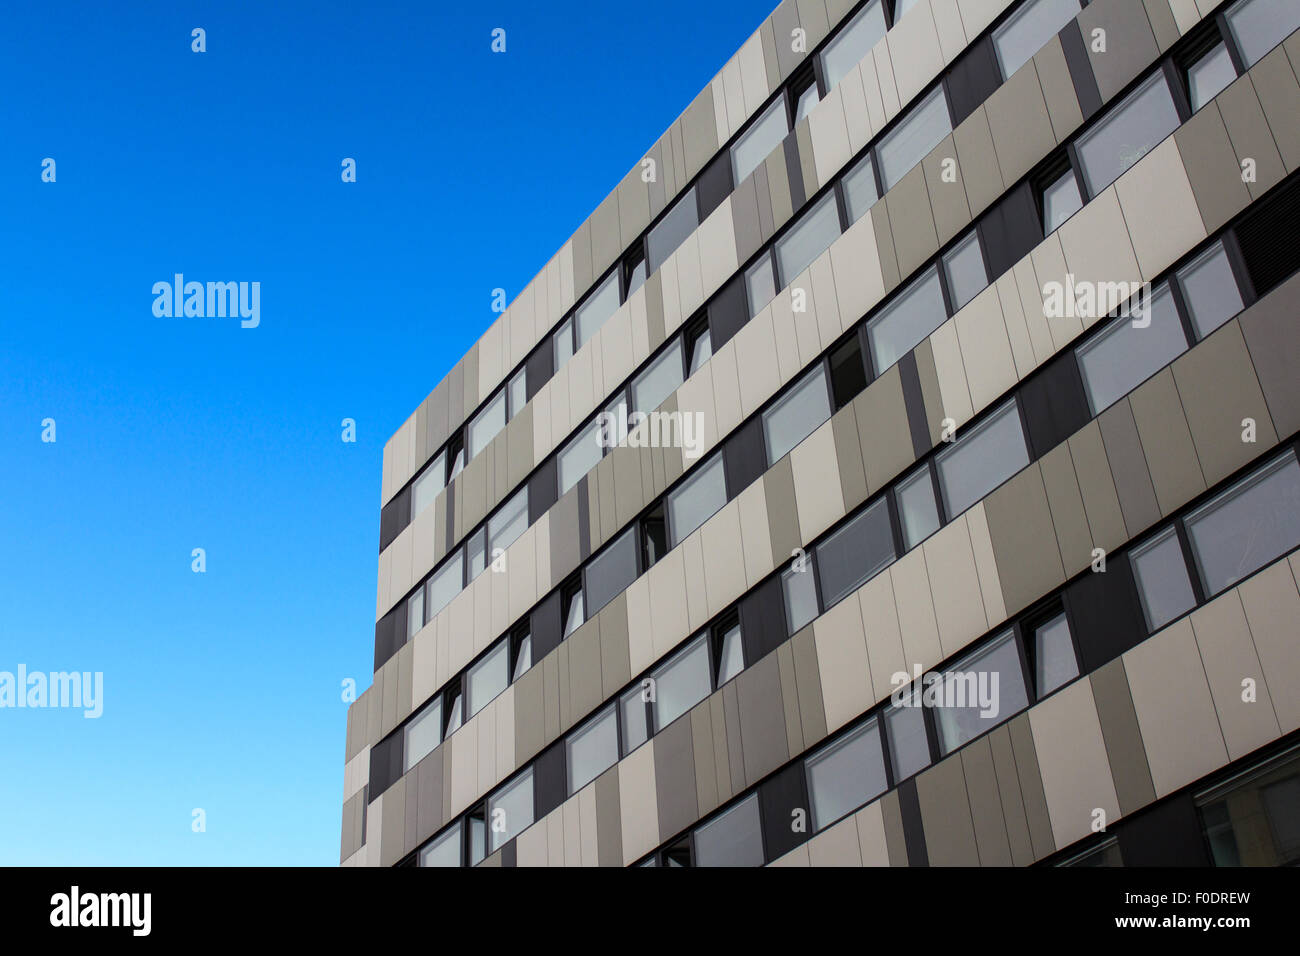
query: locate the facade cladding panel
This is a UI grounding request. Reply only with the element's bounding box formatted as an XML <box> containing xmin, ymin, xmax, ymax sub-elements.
<box><xmin>344</xmin><ymin>0</ymin><xmax>1300</xmax><ymax>868</ymax></box>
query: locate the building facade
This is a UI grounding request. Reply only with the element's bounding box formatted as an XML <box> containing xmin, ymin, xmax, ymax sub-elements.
<box><xmin>342</xmin><ymin>0</ymin><xmax>1300</xmax><ymax>867</ymax></box>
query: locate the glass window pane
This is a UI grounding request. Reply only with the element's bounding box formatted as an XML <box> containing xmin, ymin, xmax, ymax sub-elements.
<box><xmin>648</xmin><ymin>187</ymin><xmax>699</xmax><ymax>274</ymax></box>
<box><xmin>508</xmin><ymin>369</ymin><xmax>527</xmax><ymax>419</ymax></box>
<box><xmin>1178</xmin><ymin>242</ymin><xmax>1244</xmax><ymax>339</ymax></box>
<box><xmin>564</xmin><ymin>587</ymin><xmax>585</xmax><ymax>636</ymax></box>
<box><xmin>448</xmin><ymin>446</ymin><xmax>465</xmax><ymax>481</ymax></box>
<box><xmin>717</xmin><ymin>624</ymin><xmax>744</xmax><ymax>685</ymax></box>
<box><xmin>445</xmin><ymin>691</ymin><xmax>463</xmax><ymax>735</ymax></box>
<box><xmin>732</xmin><ymin>99</ymin><xmax>789</xmax><ymax>186</ymax></box>
<box><xmin>775</xmin><ymin>193</ymin><xmax>841</xmax><ymax>286</ymax></box>
<box><xmin>1188</xmin><ymin>42</ymin><xmax>1236</xmax><ymax>111</ymax></box>
<box><xmin>993</xmin><ymin>0</ymin><xmax>1082</xmax><ymax>79</ymax></box>
<box><xmin>934</xmin><ymin>631</ymin><xmax>1030</xmax><ymax>753</ymax></box>
<box><xmin>896</xmin><ymin>465</ymin><xmax>940</xmax><ymax>549</ymax></box>
<box><xmin>469</xmin><ymin>389</ymin><xmax>506</xmax><ymax>458</ymax></box>
<box><xmin>488</xmin><ymin>771</ymin><xmax>533</xmax><ymax>852</ymax></box>
<box><xmin>559</xmin><ymin>419</ymin><xmax>603</xmax><ymax>495</ymax></box>
<box><xmin>943</xmin><ymin>231</ymin><xmax>988</xmax><ymax>311</ymax></box>
<box><xmin>567</xmin><ymin>706</ymin><xmax>619</xmax><ymax>794</ymax></box>
<box><xmin>467</xmin><ymin>641</ymin><xmax>509</xmax><ymax>718</ymax></box>
<box><xmin>806</xmin><ymin>719</ymin><xmax>888</xmax><ymax>831</ymax></box>
<box><xmin>652</xmin><ymin>636</ymin><xmax>711</xmax><ymax>731</ymax></box>
<box><xmin>626</xmin><ymin>257</ymin><xmax>647</xmax><ymax>297</ymax></box>
<box><xmin>1225</xmin><ymin>0</ymin><xmax>1300</xmax><ymax>68</ymax></box>
<box><xmin>553</xmin><ymin>318</ymin><xmax>574</xmax><ymax>369</ymax></box>
<box><xmin>1034</xmin><ymin>612</ymin><xmax>1078</xmax><ymax>696</ymax></box>
<box><xmin>1076</xmin><ymin>72</ymin><xmax>1180</xmax><ymax>195</ymax></box>
<box><xmin>1076</xmin><ymin>284</ymin><xmax>1187</xmax><ymax>414</ymax></box>
<box><xmin>821</xmin><ymin>0</ymin><xmax>887</xmax><ymax>91</ymax></box>
<box><xmin>667</xmin><ymin>454</ymin><xmax>727</xmax><ymax>546</ymax></box>
<box><xmin>1196</xmin><ymin>746</ymin><xmax>1300</xmax><ymax>866</ymax></box>
<box><xmin>782</xmin><ymin>564</ymin><xmax>819</xmax><ymax>635</ymax></box>
<box><xmin>795</xmin><ymin>83</ymin><xmax>820</xmax><ymax>121</ymax></box>
<box><xmin>746</xmin><ymin>256</ymin><xmax>777</xmax><ymax>317</ymax></box>
<box><xmin>842</xmin><ymin>153</ymin><xmax>879</xmax><ymax>224</ymax></box>
<box><xmin>513</xmin><ymin>634</ymin><xmax>532</xmax><ymax>680</ymax></box>
<box><xmin>1042</xmin><ymin>169</ymin><xmax>1084</xmax><ymax>234</ymax></box>
<box><xmin>621</xmin><ymin>685</ymin><xmax>649</xmax><ymax>754</ymax></box>
<box><xmin>419</xmin><ymin>822</ymin><xmax>461</xmax><ymax>867</ymax></box>
<box><xmin>488</xmin><ymin>487</ymin><xmax>528</xmax><ymax>556</ymax></box>
<box><xmin>866</xmin><ymin>266</ymin><xmax>947</xmax><ymax>374</ymax></box>
<box><xmin>585</xmin><ymin>527</ymin><xmax>638</xmax><ymax>617</ymax></box>
<box><xmin>877</xmin><ymin>86</ymin><xmax>952</xmax><ymax>191</ymax></box>
<box><xmin>816</xmin><ymin>498</ymin><xmax>896</xmax><ymax>607</ymax></box>
<box><xmin>884</xmin><ymin>690</ymin><xmax>931</xmax><ymax>781</ymax></box>
<box><xmin>935</xmin><ymin>400</ymin><xmax>1030</xmax><ymax>519</ymax></box>
<box><xmin>1130</xmin><ymin>526</ymin><xmax>1197</xmax><ymax>632</ymax></box>
<box><xmin>468</xmin><ymin>813</ymin><xmax>485</xmax><ymax>865</ymax></box>
<box><xmin>412</xmin><ymin>452</ymin><xmax>445</xmax><ymax>518</ymax></box>
<box><xmin>575</xmin><ymin>272</ymin><xmax>620</xmax><ymax>349</ymax></box>
<box><xmin>404</xmin><ymin>697</ymin><xmax>442</xmax><ymax>772</ymax></box>
<box><xmin>694</xmin><ymin>794</ymin><xmax>764</xmax><ymax>867</ymax></box>
<box><xmin>428</xmin><ymin>552</ymin><xmax>463</xmax><ymax>618</ymax></box>
<box><xmin>1187</xmin><ymin>451</ymin><xmax>1300</xmax><ymax>597</ymax></box>
<box><xmin>407</xmin><ymin>587</ymin><xmax>425</xmax><ymax>639</ymax></box>
<box><xmin>466</xmin><ymin>528</ymin><xmax>486</xmax><ymax>582</ymax></box>
<box><xmin>632</xmin><ymin>340</ymin><xmax>684</xmax><ymax>415</ymax></box>
<box><xmin>689</xmin><ymin>328</ymin><xmax>713</xmax><ymax>374</ymax></box>
<box><xmin>763</xmin><ymin>364</ymin><xmax>831</xmax><ymax>464</ymax></box>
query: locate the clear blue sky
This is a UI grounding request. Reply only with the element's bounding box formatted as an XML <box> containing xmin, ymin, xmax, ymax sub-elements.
<box><xmin>0</xmin><ymin>0</ymin><xmax>767</xmax><ymax>865</ymax></box>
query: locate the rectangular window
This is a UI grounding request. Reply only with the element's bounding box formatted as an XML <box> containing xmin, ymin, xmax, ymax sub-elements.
<box><xmin>1188</xmin><ymin>41</ymin><xmax>1237</xmax><ymax>111</ymax></box>
<box><xmin>829</xmin><ymin>336</ymin><xmax>868</xmax><ymax>409</ymax></box>
<box><xmin>512</xmin><ymin>628</ymin><xmax>532</xmax><ymax>680</ymax></box>
<box><xmin>406</xmin><ymin>586</ymin><xmax>425</xmax><ymax>640</ymax></box>
<box><xmin>763</xmin><ymin>363</ymin><xmax>832</xmax><ymax>464</ymax></box>
<box><xmin>793</xmin><ymin>72</ymin><xmax>820</xmax><ymax>121</ymax></box>
<box><xmin>467</xmin><ymin>807</ymin><xmax>486</xmax><ymax>865</ymax></box>
<box><xmin>1196</xmin><ymin>745</ymin><xmax>1300</xmax><ymax>866</ymax></box>
<box><xmin>716</xmin><ymin>622</ymin><xmax>744</xmax><ymax>686</ymax></box>
<box><xmin>1076</xmin><ymin>284</ymin><xmax>1187</xmax><ymax>414</ymax></box>
<box><xmin>625</xmin><ymin>246</ymin><xmax>648</xmax><ymax>298</ymax></box>
<box><xmin>816</xmin><ymin>498</ymin><xmax>896</xmax><ymax>608</ymax></box>
<box><xmin>694</xmin><ymin>794</ymin><xmax>764</xmax><ymax>867</ymax></box>
<box><xmin>647</xmin><ymin>187</ymin><xmax>699</xmax><ymax>274</ymax></box>
<box><xmin>632</xmin><ymin>340</ymin><xmax>684</xmax><ymax>415</ymax></box>
<box><xmin>466</xmin><ymin>527</ymin><xmax>486</xmax><ymax>582</ymax></box>
<box><xmin>562</xmin><ymin>579</ymin><xmax>585</xmax><ymax>636</ymax></box>
<box><xmin>943</xmin><ymin>231</ymin><xmax>988</xmax><ymax>312</ymax></box>
<box><xmin>992</xmin><ymin>0</ymin><xmax>1082</xmax><ymax>79</ymax></box>
<box><xmin>1076</xmin><ymin>71</ymin><xmax>1180</xmax><ymax>196</ymax></box>
<box><xmin>487</xmin><ymin>770</ymin><xmax>534</xmax><ymax>852</ymax></box>
<box><xmin>1186</xmin><ymin>450</ymin><xmax>1300</xmax><ymax>597</ymax></box>
<box><xmin>821</xmin><ymin>0</ymin><xmax>887</xmax><ymax>91</ymax></box>
<box><xmin>731</xmin><ymin>99</ymin><xmax>789</xmax><ymax>186</ymax></box>
<box><xmin>404</xmin><ymin>697</ymin><xmax>442</xmax><ymax>773</ymax></box>
<box><xmin>806</xmin><ymin>719</ymin><xmax>889</xmax><ymax>831</ymax></box>
<box><xmin>933</xmin><ymin>631</ymin><xmax>1030</xmax><ymax>754</ymax></box>
<box><xmin>746</xmin><ymin>255</ymin><xmax>777</xmax><ymax>317</ymax></box>
<box><xmin>444</xmin><ymin>686</ymin><xmax>464</xmax><ymax>736</ymax></box>
<box><xmin>642</xmin><ymin>504</ymin><xmax>668</xmax><ymax>568</ymax></box>
<box><xmin>427</xmin><ymin>552</ymin><xmax>463</xmax><ymax>619</ymax></box>
<box><xmin>621</xmin><ymin>684</ymin><xmax>649</xmax><ymax>754</ymax></box>
<box><xmin>412</xmin><ymin>452</ymin><xmax>445</xmax><ymax>518</ymax></box>
<box><xmin>896</xmin><ymin>464</ymin><xmax>940</xmax><ymax>549</ymax></box>
<box><xmin>774</xmin><ymin>192</ymin><xmax>841</xmax><ymax>286</ymax></box>
<box><xmin>575</xmin><ymin>272</ymin><xmax>621</xmax><ymax>349</ymax></box>
<box><xmin>1225</xmin><ymin>0</ymin><xmax>1300</xmax><ymax>68</ymax></box>
<box><xmin>567</xmin><ymin>705</ymin><xmax>619</xmax><ymax>794</ymax></box>
<box><xmin>1130</xmin><ymin>526</ymin><xmax>1198</xmax><ymax>631</ymax></box>
<box><xmin>877</xmin><ymin>86</ymin><xmax>952</xmax><ymax>191</ymax></box>
<box><xmin>651</xmin><ymin>636</ymin><xmax>712</xmax><ymax>731</ymax></box>
<box><xmin>488</xmin><ymin>487</ymin><xmax>528</xmax><ymax>557</ymax></box>
<box><xmin>782</xmin><ymin>563</ymin><xmax>819</xmax><ymax>635</ymax></box>
<box><xmin>553</xmin><ymin>317</ymin><xmax>575</xmax><ymax>370</ymax></box>
<box><xmin>935</xmin><ymin>400</ymin><xmax>1030</xmax><ymax>519</ymax></box>
<box><xmin>585</xmin><ymin>527</ymin><xmax>639</xmax><ymax>617</ymax></box>
<box><xmin>866</xmin><ymin>265</ymin><xmax>948</xmax><ymax>375</ymax></box>
<box><xmin>667</xmin><ymin>454</ymin><xmax>727</xmax><ymax>546</ymax></box>
<box><xmin>467</xmin><ymin>641</ymin><xmax>510</xmax><ymax>719</ymax></box>
<box><xmin>558</xmin><ymin>419</ymin><xmax>603</xmax><ymax>495</ymax></box>
<box><xmin>1041</xmin><ymin>167</ymin><xmax>1084</xmax><ymax>234</ymax></box>
<box><xmin>842</xmin><ymin>153</ymin><xmax>879</xmax><ymax>224</ymax></box>
<box><xmin>507</xmin><ymin>368</ymin><xmax>527</xmax><ymax>419</ymax></box>
<box><xmin>1178</xmin><ymin>241</ymin><xmax>1244</xmax><ymax>339</ymax></box>
<box><xmin>418</xmin><ymin>822</ymin><xmax>461</xmax><ymax>867</ymax></box>
<box><xmin>1033</xmin><ymin>611</ymin><xmax>1078</xmax><ymax>696</ymax></box>
<box><xmin>687</xmin><ymin>321</ymin><xmax>713</xmax><ymax>374</ymax></box>
<box><xmin>884</xmin><ymin>688</ymin><xmax>931</xmax><ymax>782</ymax></box>
<box><xmin>447</xmin><ymin>434</ymin><xmax>465</xmax><ymax>482</ymax></box>
<box><xmin>469</xmin><ymin>389</ymin><xmax>506</xmax><ymax>458</ymax></box>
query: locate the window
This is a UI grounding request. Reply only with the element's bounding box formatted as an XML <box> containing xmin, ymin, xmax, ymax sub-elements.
<box><xmin>507</xmin><ymin>368</ymin><xmax>527</xmax><ymax>419</ymax></box>
<box><xmin>866</xmin><ymin>265</ymin><xmax>947</xmax><ymax>375</ymax></box>
<box><xmin>575</xmin><ymin>272</ymin><xmax>620</xmax><ymax>349</ymax></box>
<box><xmin>731</xmin><ymin>99</ymin><xmax>788</xmax><ymax>186</ymax></box>
<box><xmin>877</xmin><ymin>86</ymin><xmax>952</xmax><ymax>191</ymax></box>
<box><xmin>419</xmin><ymin>822</ymin><xmax>461</xmax><ymax>867</ymax></box>
<box><xmin>488</xmin><ymin>487</ymin><xmax>528</xmax><ymax>557</ymax></box>
<box><xmin>585</xmin><ymin>527</ymin><xmax>639</xmax><ymax>617</ymax></box>
<box><xmin>652</xmin><ymin>636</ymin><xmax>712</xmax><ymax>731</ymax></box>
<box><xmin>821</xmin><ymin>0</ymin><xmax>887</xmax><ymax>91</ymax></box>
<box><xmin>621</xmin><ymin>683</ymin><xmax>650</xmax><ymax>754</ymax></box>
<box><xmin>1032</xmin><ymin>610</ymin><xmax>1078</xmax><ymax>696</ymax></box>
<box><xmin>404</xmin><ymin>697</ymin><xmax>442</xmax><ymax>773</ymax></box>
<box><xmin>716</xmin><ymin>622</ymin><xmax>744</xmax><ymax>686</ymax></box>
<box><xmin>992</xmin><ymin>0</ymin><xmax>1082</xmax><ymax>79</ymax></box>
<box><xmin>553</xmin><ymin>317</ymin><xmax>575</xmax><ymax>369</ymax></box>
<box><xmin>1041</xmin><ymin>166</ymin><xmax>1084</xmax><ymax>234</ymax></box>
<box><xmin>487</xmin><ymin>770</ymin><xmax>534</xmax><ymax>852</ymax></box>
<box><xmin>782</xmin><ymin>563</ymin><xmax>819</xmax><ymax>634</ymax></box>
<box><xmin>896</xmin><ymin>464</ymin><xmax>940</xmax><ymax>549</ymax></box>
<box><xmin>1186</xmin><ymin>450</ymin><xmax>1300</xmax><ymax>597</ymax></box>
<box><xmin>558</xmin><ymin>418</ymin><xmax>603</xmax><ymax>495</ymax></box>
<box><xmin>1187</xmin><ymin>41</ymin><xmax>1237</xmax><ymax>111</ymax></box>
<box><xmin>1075</xmin><ymin>71</ymin><xmax>1180</xmax><ymax>196</ymax></box>
<box><xmin>466</xmin><ymin>806</ymin><xmax>486</xmax><ymax>865</ymax></box>
<box><xmin>632</xmin><ymin>340</ymin><xmax>684</xmax><ymax>415</ymax></box>
<box><xmin>567</xmin><ymin>705</ymin><xmax>619</xmax><ymax>794</ymax></box>
<box><xmin>444</xmin><ymin>686</ymin><xmax>464</xmax><ymax>736</ymax></box>
<box><xmin>884</xmin><ymin>688</ymin><xmax>931</xmax><ymax>781</ymax></box>
<box><xmin>775</xmin><ymin>192</ymin><xmax>842</xmax><ymax>286</ymax></box>
<box><xmin>406</xmin><ymin>587</ymin><xmax>425</xmax><ymax>640</ymax></box>
<box><xmin>446</xmin><ymin>434</ymin><xmax>465</xmax><ymax>481</ymax></box>
<box><xmin>625</xmin><ymin>246</ymin><xmax>647</xmax><ymax>298</ymax></box>
<box><xmin>829</xmin><ymin>336</ymin><xmax>868</xmax><ymax>409</ymax></box>
<box><xmin>816</xmin><ymin>497</ymin><xmax>896</xmax><ymax>608</ymax></box>
<box><xmin>641</xmin><ymin>504</ymin><xmax>668</xmax><ymax>568</ymax></box>
<box><xmin>1224</xmin><ymin>0</ymin><xmax>1300</xmax><ymax>68</ymax></box>
<box><xmin>842</xmin><ymin>153</ymin><xmax>879</xmax><ymax>224</ymax></box>
<box><xmin>935</xmin><ymin>400</ymin><xmax>1030</xmax><ymax>520</ymax></box>
<box><xmin>1197</xmin><ymin>745</ymin><xmax>1300</xmax><ymax>866</ymax></box>
<box><xmin>469</xmin><ymin>389</ymin><xmax>506</xmax><ymax>458</ymax></box>
<box><xmin>942</xmin><ymin>231</ymin><xmax>988</xmax><ymax>311</ymax></box>
<box><xmin>512</xmin><ymin>628</ymin><xmax>532</xmax><ymax>680</ymax></box>
<box><xmin>1178</xmin><ymin>241</ymin><xmax>1244</xmax><ymax>339</ymax></box>
<box><xmin>763</xmin><ymin>363</ymin><xmax>832</xmax><ymax>464</ymax></box>
<box><xmin>467</xmin><ymin>641</ymin><xmax>509</xmax><ymax>719</ymax></box>
<box><xmin>562</xmin><ymin>579</ymin><xmax>586</xmax><ymax>636</ymax></box>
<box><xmin>647</xmin><ymin>187</ymin><xmax>699</xmax><ymax>274</ymax></box>
<box><xmin>688</xmin><ymin>323</ymin><xmax>712</xmax><ymax>374</ymax></box>
<box><xmin>933</xmin><ymin>630</ymin><xmax>1030</xmax><ymax>754</ymax></box>
<box><xmin>412</xmin><ymin>452</ymin><xmax>445</xmax><ymax>518</ymax></box>
<box><xmin>466</xmin><ymin>527</ymin><xmax>486</xmax><ymax>581</ymax></box>
<box><xmin>428</xmin><ymin>552</ymin><xmax>463</xmax><ymax>618</ymax></box>
<box><xmin>1130</xmin><ymin>526</ymin><xmax>1198</xmax><ymax>631</ymax></box>
<box><xmin>806</xmin><ymin>719</ymin><xmax>889</xmax><ymax>831</ymax></box>
<box><xmin>1076</xmin><ymin>283</ymin><xmax>1187</xmax><ymax>414</ymax></box>
<box><xmin>694</xmin><ymin>794</ymin><xmax>764</xmax><ymax>867</ymax></box>
<box><xmin>746</xmin><ymin>255</ymin><xmax>777</xmax><ymax>317</ymax></box>
<box><xmin>667</xmin><ymin>454</ymin><xmax>727</xmax><ymax>546</ymax></box>
<box><xmin>791</xmin><ymin>63</ymin><xmax>821</xmax><ymax>122</ymax></box>
<box><xmin>1059</xmin><ymin>837</ymin><xmax>1124</xmax><ymax>867</ymax></box>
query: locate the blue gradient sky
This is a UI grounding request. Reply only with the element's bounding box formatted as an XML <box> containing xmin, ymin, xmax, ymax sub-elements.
<box><xmin>0</xmin><ymin>0</ymin><xmax>765</xmax><ymax>865</ymax></box>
